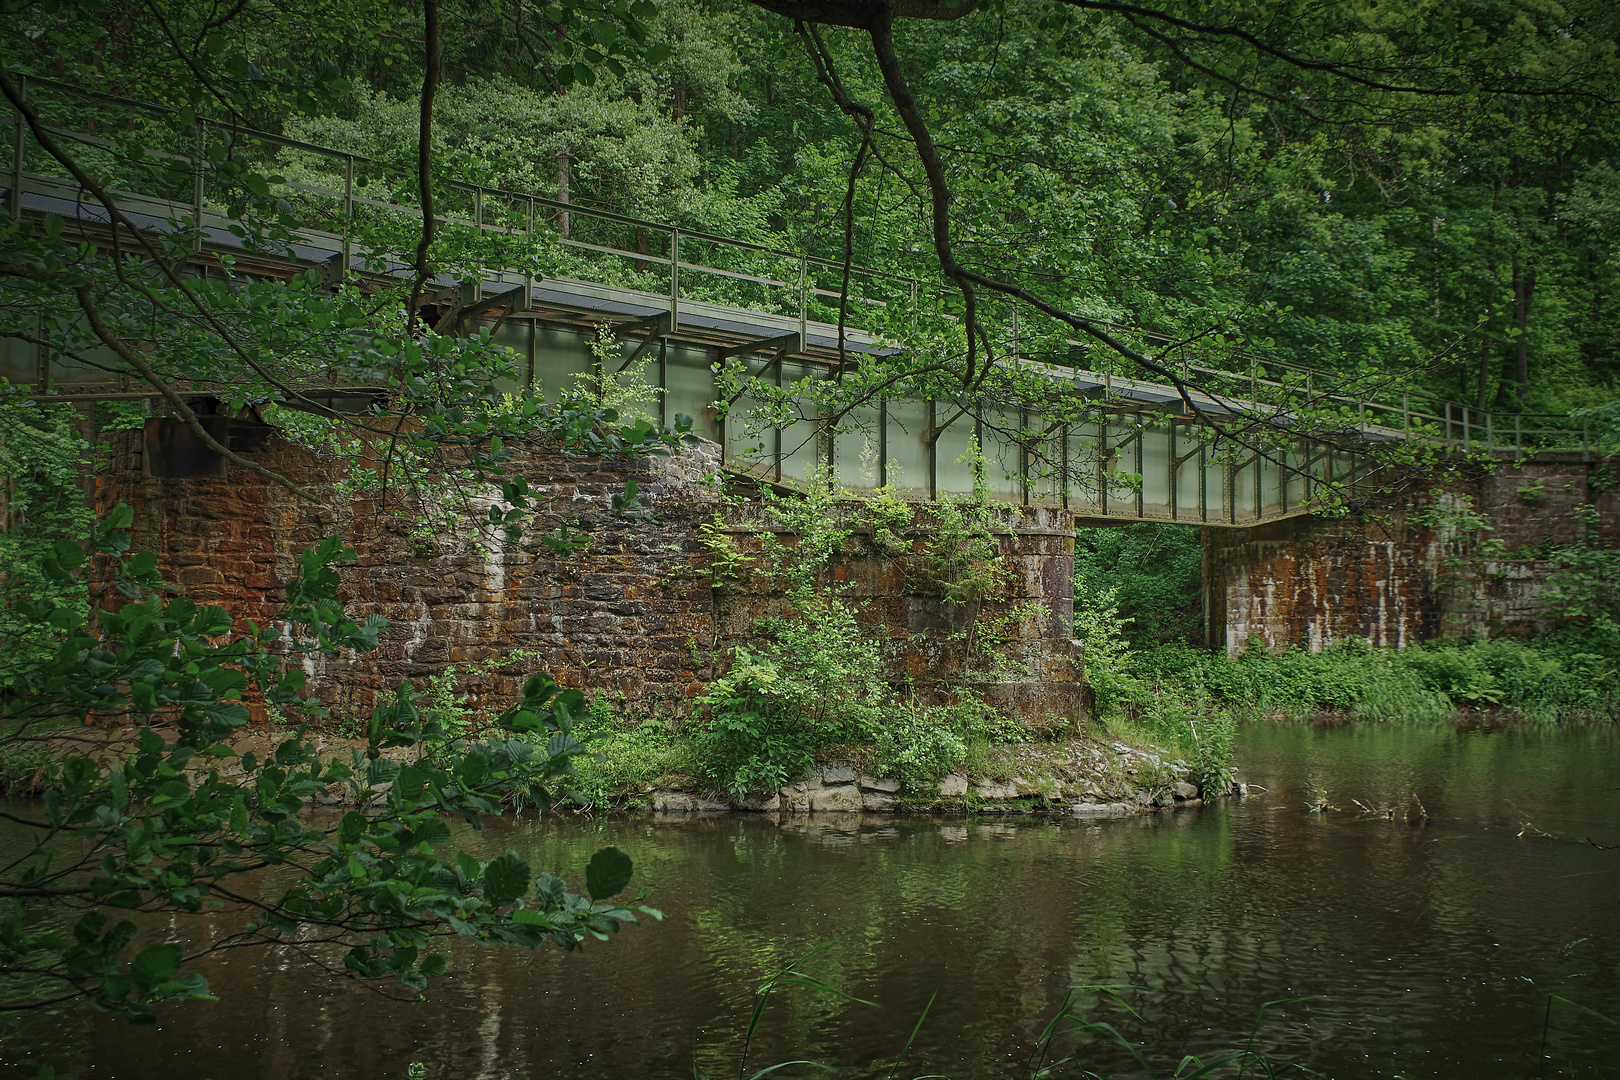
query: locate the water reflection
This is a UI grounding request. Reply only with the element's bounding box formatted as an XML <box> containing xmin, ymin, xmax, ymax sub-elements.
<box><xmin>5</xmin><ymin>720</ymin><xmax>1619</xmax><ymax>1079</ymax></box>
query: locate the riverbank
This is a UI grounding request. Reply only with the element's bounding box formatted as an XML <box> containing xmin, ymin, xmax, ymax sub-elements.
<box><xmin>0</xmin><ymin>722</ymin><xmax>1211</xmax><ymax>818</ymax></box>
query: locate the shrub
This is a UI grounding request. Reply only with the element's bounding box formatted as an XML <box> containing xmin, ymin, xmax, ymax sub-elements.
<box><xmin>698</xmin><ymin>596</ymin><xmax>887</xmax><ymax>797</ymax></box>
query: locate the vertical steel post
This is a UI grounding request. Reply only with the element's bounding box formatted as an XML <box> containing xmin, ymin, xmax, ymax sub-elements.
<box><xmin>657</xmin><ymin>339</ymin><xmax>667</xmax><ymax>426</ymax></box>
<box><xmin>1097</xmin><ymin>422</ymin><xmax>1108</xmax><ymax>517</ymax></box>
<box><xmin>1021</xmin><ymin>405</ymin><xmax>1031</xmax><ymax>506</ymax></box>
<box><xmin>879</xmin><ymin>398</ymin><xmax>889</xmax><ymax>489</ymax></box>
<box><xmin>1254</xmin><ymin>455</ymin><xmax>1263</xmax><ymax>521</ymax></box>
<box><xmin>1462</xmin><ymin>407</ymin><xmax>1470</xmax><ymax>448</ymax></box>
<box><xmin>1199</xmin><ymin>443</ymin><xmax>1208</xmax><ymax>523</ymax></box>
<box><xmin>927</xmin><ymin>398</ymin><xmax>937</xmax><ymax>500</ymax></box>
<box><xmin>1169</xmin><ymin>422</ymin><xmax>1178</xmax><ymax>521</ymax></box>
<box><xmin>1060</xmin><ymin>423</ymin><xmax>1070</xmax><ymax>511</ymax></box>
<box><xmin>1134</xmin><ymin>419</ymin><xmax>1144</xmax><ymax>518</ymax></box>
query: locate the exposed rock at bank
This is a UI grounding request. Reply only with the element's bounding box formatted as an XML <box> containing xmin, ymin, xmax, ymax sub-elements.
<box><xmin>644</xmin><ymin>738</ymin><xmax>1212</xmax><ymax>818</ymax></box>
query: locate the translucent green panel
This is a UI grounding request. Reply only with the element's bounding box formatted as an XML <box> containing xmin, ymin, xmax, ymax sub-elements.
<box><xmin>724</xmin><ymin>354</ymin><xmax>778</xmax><ymax>479</ymax></box>
<box><xmin>1286</xmin><ymin>441</ymin><xmax>1310</xmax><ymax>510</ymax></box>
<box><xmin>833</xmin><ymin>401</ymin><xmax>884</xmax><ymax>491</ymax></box>
<box><xmin>1232</xmin><ymin>456</ymin><xmax>1258</xmax><ymax>523</ymax></box>
<box><xmin>884</xmin><ymin>397</ymin><xmax>931</xmax><ymax>495</ymax></box>
<box><xmin>665</xmin><ymin>343</ymin><xmax>717</xmax><ymax>442</ymax></box>
<box><xmin>49</xmin><ymin>339</ymin><xmax>120</xmax><ymax>386</ymax></box>
<box><xmin>1205</xmin><ymin>446</ymin><xmax>1229</xmax><ymax>523</ymax></box>
<box><xmin>0</xmin><ymin>333</ymin><xmax>38</xmax><ymax>384</ymax></box>
<box><xmin>481</xmin><ymin>317</ymin><xmax>531</xmax><ymax>396</ymax></box>
<box><xmin>1104</xmin><ymin>420</ymin><xmax>1140</xmax><ymax>514</ymax></box>
<box><xmin>1258</xmin><ymin>450</ymin><xmax>1282</xmax><ymax>518</ymax></box>
<box><xmin>779</xmin><ymin>360</ymin><xmax>822</xmax><ymax>486</ymax></box>
<box><xmin>1068</xmin><ymin>422</ymin><xmax>1102</xmax><ymax>514</ymax></box>
<box><xmin>608</xmin><ymin>336</ymin><xmax>661</xmax><ymax>423</ymax></box>
<box><xmin>1140</xmin><ymin>421</ymin><xmax>1172</xmax><ymax>517</ymax></box>
<box><xmin>1026</xmin><ymin>416</ymin><xmax>1066</xmax><ymax>505</ymax></box>
<box><xmin>534</xmin><ymin>325</ymin><xmax>594</xmax><ymax>401</ymax></box>
<box><xmin>1173</xmin><ymin>428</ymin><xmax>1205</xmax><ymax>521</ymax></box>
<box><xmin>979</xmin><ymin>405</ymin><xmax>1024</xmax><ymax>502</ymax></box>
<box><xmin>933</xmin><ymin>409</ymin><xmax>979</xmax><ymax>498</ymax></box>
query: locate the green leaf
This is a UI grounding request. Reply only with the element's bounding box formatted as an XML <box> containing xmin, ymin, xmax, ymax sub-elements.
<box><xmin>483</xmin><ymin>851</ymin><xmax>531</xmax><ymax>907</ymax></box>
<box><xmin>130</xmin><ymin>944</ymin><xmax>183</xmax><ymax>992</ymax></box>
<box><xmin>337</xmin><ymin>812</ymin><xmax>367</xmax><ymax>846</ymax></box>
<box><xmin>645</xmin><ymin>41</ymin><xmax>672</xmax><ymax>64</ymax></box>
<box><xmin>585</xmin><ymin>847</ymin><xmax>633</xmax><ymax>901</ymax></box>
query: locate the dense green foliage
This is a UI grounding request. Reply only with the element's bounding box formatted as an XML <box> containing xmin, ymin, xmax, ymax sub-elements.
<box><xmin>1074</xmin><ymin>523</ymin><xmax>1204</xmax><ymax>647</ymax></box>
<box><xmin>0</xmin><ymin>402</ymin><xmax>94</xmax><ymax>694</ymax></box>
<box><xmin>1140</xmin><ymin>637</ymin><xmax>1617</xmax><ymax>723</ymax></box>
<box><xmin>690</xmin><ymin>478</ymin><xmax>1030</xmax><ymax>799</ymax></box>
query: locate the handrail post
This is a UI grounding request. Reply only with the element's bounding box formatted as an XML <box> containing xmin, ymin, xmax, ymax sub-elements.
<box><xmin>193</xmin><ymin>120</ymin><xmax>206</xmax><ymax>253</ymax></box>
<box><xmin>1485</xmin><ymin>411</ymin><xmax>1493</xmax><ymax>454</ymax></box>
<box><xmin>341</xmin><ymin>154</ymin><xmax>353</xmax><ymax>281</ymax></box>
<box><xmin>1403</xmin><ymin>392</ymin><xmax>1410</xmax><ymax>433</ymax></box>
<box><xmin>9</xmin><ymin>75</ymin><xmax>23</xmax><ymax>222</ymax></box>
<box><xmin>473</xmin><ymin>187</ymin><xmax>483</xmax><ymax>281</ymax></box>
<box><xmin>1515</xmin><ymin>414</ymin><xmax>1522</xmax><ymax>451</ymax></box>
<box><xmin>669</xmin><ymin>228</ymin><xmax>680</xmax><ymax>328</ymax></box>
<box><xmin>1462</xmin><ymin>406</ymin><xmax>1470</xmax><ymax>448</ymax></box>
<box><xmin>525</xmin><ymin>196</ymin><xmax>535</xmax><ymax>303</ymax></box>
<box><xmin>798</xmin><ymin>256</ymin><xmax>807</xmax><ymax>347</ymax></box>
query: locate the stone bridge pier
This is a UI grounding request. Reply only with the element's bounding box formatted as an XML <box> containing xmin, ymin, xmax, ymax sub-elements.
<box><xmin>1202</xmin><ymin>452</ymin><xmax>1619</xmax><ymax>654</ymax></box>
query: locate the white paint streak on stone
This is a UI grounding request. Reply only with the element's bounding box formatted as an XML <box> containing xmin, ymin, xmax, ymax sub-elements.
<box><xmin>404</xmin><ymin>602</ymin><xmax>432</xmax><ymax>660</ymax></box>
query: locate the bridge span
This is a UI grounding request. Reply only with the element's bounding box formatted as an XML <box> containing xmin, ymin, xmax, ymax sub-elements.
<box><xmin>4</xmin><ymin>78</ymin><xmax>1593</xmax><ymax>528</ymax></box>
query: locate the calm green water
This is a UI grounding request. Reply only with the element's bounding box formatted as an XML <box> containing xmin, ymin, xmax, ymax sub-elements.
<box><xmin>6</xmin><ymin>720</ymin><xmax>1620</xmax><ymax>1079</ymax></box>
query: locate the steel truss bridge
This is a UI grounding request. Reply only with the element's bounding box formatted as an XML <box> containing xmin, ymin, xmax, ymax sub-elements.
<box><xmin>2</xmin><ymin>77</ymin><xmax>1595</xmax><ymax>527</ymax></box>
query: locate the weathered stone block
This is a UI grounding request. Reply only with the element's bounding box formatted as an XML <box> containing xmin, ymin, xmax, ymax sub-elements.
<box><xmin>811</xmin><ymin>784</ymin><xmax>863</xmax><ymax>812</ymax></box>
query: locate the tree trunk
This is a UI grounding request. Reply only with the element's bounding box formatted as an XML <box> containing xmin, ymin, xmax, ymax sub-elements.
<box><xmin>556</xmin><ymin>150</ymin><xmax>571</xmax><ymax>239</ymax></box>
<box><xmin>1480</xmin><ymin>178</ymin><xmax>1501</xmax><ymax>410</ymax></box>
<box><xmin>1509</xmin><ymin>261</ymin><xmax>1535</xmax><ymax>400</ymax></box>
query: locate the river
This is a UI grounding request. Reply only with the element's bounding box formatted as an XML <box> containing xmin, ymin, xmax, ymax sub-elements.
<box><xmin>5</xmin><ymin>719</ymin><xmax>1619</xmax><ymax>1079</ymax></box>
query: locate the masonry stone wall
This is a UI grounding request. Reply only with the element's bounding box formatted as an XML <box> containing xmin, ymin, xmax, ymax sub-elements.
<box><xmin>94</xmin><ymin>428</ymin><xmax>1081</xmax><ymax>725</ymax></box>
<box><xmin>1204</xmin><ymin>452</ymin><xmax>1620</xmax><ymax>654</ymax></box>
